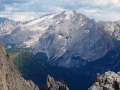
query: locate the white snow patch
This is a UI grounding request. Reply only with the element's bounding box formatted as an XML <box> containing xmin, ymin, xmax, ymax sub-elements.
<box><xmin>65</xmin><ymin>11</ymin><xmax>74</xmax><ymax>20</ymax></box>
<box><xmin>56</xmin><ymin>19</ymin><xmax>61</xmax><ymax>24</ymax></box>
<box><xmin>24</xmin><ymin>35</ymin><xmax>41</xmax><ymax>47</ymax></box>
<box><xmin>81</xmin><ymin>23</ymin><xmax>84</xmax><ymax>27</ymax></box>
<box><xmin>61</xmin><ymin>47</ymin><xmax>66</xmax><ymax>52</ymax></box>
<box><xmin>25</xmin><ymin>16</ymin><xmax>48</xmax><ymax>26</ymax></box>
<box><xmin>56</xmin><ymin>21</ymin><xmax>60</xmax><ymax>24</ymax></box>
<box><xmin>80</xmin><ymin>18</ymin><xmax>82</xmax><ymax>21</ymax></box>
<box><xmin>84</xmin><ymin>30</ymin><xmax>90</xmax><ymax>34</ymax></box>
<box><xmin>7</xmin><ymin>45</ymin><xmax>11</xmax><ymax>49</ymax></box>
<box><xmin>108</xmin><ymin>76</ymin><xmax>112</xmax><ymax>79</ymax></box>
<box><xmin>24</xmin><ymin>24</ymin><xmax>48</xmax><ymax>31</ymax></box>
<box><xmin>65</xmin><ymin>15</ymin><xmax>70</xmax><ymax>20</ymax></box>
<box><xmin>25</xmin><ymin>13</ymin><xmax>57</xmax><ymax>26</ymax></box>
<box><xmin>105</xmin><ymin>72</ymin><xmax>108</xmax><ymax>74</ymax></box>
<box><xmin>58</xmin><ymin>35</ymin><xmax>63</xmax><ymax>39</ymax></box>
<box><xmin>37</xmin><ymin>26</ymin><xmax>48</xmax><ymax>31</ymax></box>
<box><xmin>66</xmin><ymin>31</ymin><xmax>69</xmax><ymax>34</ymax></box>
<box><xmin>63</xmin><ymin>48</ymin><xmax>66</xmax><ymax>52</ymax></box>
<box><xmin>60</xmin><ymin>18</ymin><xmax>63</xmax><ymax>20</ymax></box>
<box><xmin>0</xmin><ymin>29</ymin><xmax>12</xmax><ymax>35</ymax></box>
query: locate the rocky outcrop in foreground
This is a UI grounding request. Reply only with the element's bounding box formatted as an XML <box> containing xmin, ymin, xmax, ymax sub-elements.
<box><xmin>89</xmin><ymin>71</ymin><xmax>120</xmax><ymax>90</ymax></box>
<box><xmin>0</xmin><ymin>42</ymin><xmax>39</xmax><ymax>90</ymax></box>
<box><xmin>47</xmin><ymin>75</ymin><xmax>69</xmax><ymax>90</ymax></box>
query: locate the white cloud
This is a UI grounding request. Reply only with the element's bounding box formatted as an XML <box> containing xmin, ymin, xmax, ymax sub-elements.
<box><xmin>54</xmin><ymin>7</ymin><xmax>67</xmax><ymax>12</ymax></box>
<box><xmin>96</xmin><ymin>12</ymin><xmax>120</xmax><ymax>21</ymax></box>
<box><xmin>1</xmin><ymin>0</ymin><xmax>120</xmax><ymax>21</ymax></box>
<box><xmin>0</xmin><ymin>12</ymin><xmax>48</xmax><ymax>21</ymax></box>
<box><xmin>5</xmin><ymin>5</ymin><xmax>19</xmax><ymax>12</ymax></box>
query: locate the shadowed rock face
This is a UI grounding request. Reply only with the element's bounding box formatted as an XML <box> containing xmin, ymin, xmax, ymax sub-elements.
<box><xmin>0</xmin><ymin>42</ymin><xmax>39</xmax><ymax>90</ymax></box>
<box><xmin>47</xmin><ymin>75</ymin><xmax>69</xmax><ymax>90</ymax></box>
<box><xmin>89</xmin><ymin>71</ymin><xmax>120</xmax><ymax>90</ymax></box>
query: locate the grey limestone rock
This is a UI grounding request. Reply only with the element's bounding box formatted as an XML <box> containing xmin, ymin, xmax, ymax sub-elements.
<box><xmin>47</xmin><ymin>75</ymin><xmax>69</xmax><ymax>90</ymax></box>
<box><xmin>89</xmin><ymin>71</ymin><xmax>120</xmax><ymax>90</ymax></box>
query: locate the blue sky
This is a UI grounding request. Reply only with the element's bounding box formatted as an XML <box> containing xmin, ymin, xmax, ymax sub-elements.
<box><xmin>0</xmin><ymin>0</ymin><xmax>120</xmax><ymax>21</ymax></box>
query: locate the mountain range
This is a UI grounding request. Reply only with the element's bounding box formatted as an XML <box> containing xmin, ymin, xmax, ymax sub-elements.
<box><xmin>1</xmin><ymin>10</ymin><xmax>120</xmax><ymax>90</ymax></box>
<box><xmin>0</xmin><ymin>10</ymin><xmax>120</xmax><ymax>68</ymax></box>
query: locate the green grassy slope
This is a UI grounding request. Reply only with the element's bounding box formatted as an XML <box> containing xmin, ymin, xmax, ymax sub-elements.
<box><xmin>7</xmin><ymin>50</ymin><xmax>20</xmax><ymax>57</ymax></box>
<box><xmin>7</xmin><ymin>50</ymin><xmax>87</xmax><ymax>90</ymax></box>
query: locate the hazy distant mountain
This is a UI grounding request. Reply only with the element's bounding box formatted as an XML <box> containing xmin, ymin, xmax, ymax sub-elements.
<box><xmin>1</xmin><ymin>10</ymin><xmax>120</xmax><ymax>68</ymax></box>
<box><xmin>0</xmin><ymin>17</ymin><xmax>9</xmax><ymax>23</ymax></box>
<box><xmin>0</xmin><ymin>18</ymin><xmax>21</xmax><ymax>35</ymax></box>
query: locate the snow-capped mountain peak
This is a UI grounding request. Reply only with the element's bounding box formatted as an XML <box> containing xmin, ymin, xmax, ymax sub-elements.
<box><xmin>0</xmin><ymin>18</ymin><xmax>22</xmax><ymax>35</ymax></box>
<box><xmin>25</xmin><ymin>13</ymin><xmax>57</xmax><ymax>27</ymax></box>
<box><xmin>0</xmin><ymin>10</ymin><xmax>118</xmax><ymax>68</ymax></box>
<box><xmin>64</xmin><ymin>10</ymin><xmax>75</xmax><ymax>20</ymax></box>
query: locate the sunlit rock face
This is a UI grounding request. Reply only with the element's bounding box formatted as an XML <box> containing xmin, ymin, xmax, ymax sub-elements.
<box><xmin>89</xmin><ymin>71</ymin><xmax>120</xmax><ymax>90</ymax></box>
<box><xmin>0</xmin><ymin>42</ymin><xmax>39</xmax><ymax>90</ymax></box>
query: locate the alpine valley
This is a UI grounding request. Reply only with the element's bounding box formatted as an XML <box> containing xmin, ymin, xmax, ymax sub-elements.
<box><xmin>1</xmin><ymin>10</ymin><xmax>120</xmax><ymax>90</ymax></box>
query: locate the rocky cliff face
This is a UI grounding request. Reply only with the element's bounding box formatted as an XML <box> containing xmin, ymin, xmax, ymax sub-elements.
<box><xmin>89</xmin><ymin>71</ymin><xmax>120</xmax><ymax>90</ymax></box>
<box><xmin>33</xmin><ymin>11</ymin><xmax>114</xmax><ymax>67</ymax></box>
<box><xmin>0</xmin><ymin>42</ymin><xmax>39</xmax><ymax>90</ymax></box>
<box><xmin>0</xmin><ymin>19</ymin><xmax>21</xmax><ymax>35</ymax></box>
<box><xmin>47</xmin><ymin>75</ymin><xmax>69</xmax><ymax>90</ymax></box>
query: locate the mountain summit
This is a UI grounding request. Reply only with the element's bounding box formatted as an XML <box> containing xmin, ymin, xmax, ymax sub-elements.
<box><xmin>0</xmin><ymin>10</ymin><xmax>120</xmax><ymax>67</ymax></box>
